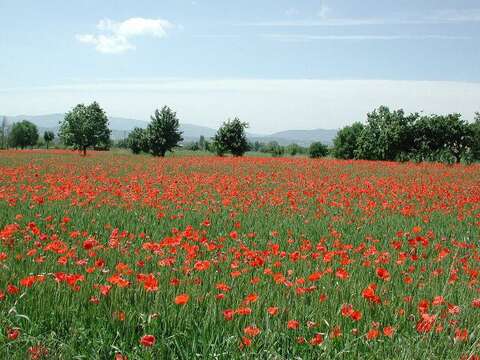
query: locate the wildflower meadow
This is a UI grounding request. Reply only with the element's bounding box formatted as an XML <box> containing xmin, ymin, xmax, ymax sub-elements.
<box><xmin>0</xmin><ymin>150</ymin><xmax>479</xmax><ymax>359</ymax></box>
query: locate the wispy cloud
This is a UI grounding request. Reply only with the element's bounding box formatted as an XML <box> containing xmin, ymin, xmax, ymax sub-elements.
<box><xmin>317</xmin><ymin>1</ymin><xmax>331</xmax><ymax>19</ymax></box>
<box><xmin>262</xmin><ymin>34</ymin><xmax>472</xmax><ymax>42</ymax></box>
<box><xmin>76</xmin><ymin>17</ymin><xmax>173</xmax><ymax>54</ymax></box>
<box><xmin>243</xmin><ymin>8</ymin><xmax>480</xmax><ymax>27</ymax></box>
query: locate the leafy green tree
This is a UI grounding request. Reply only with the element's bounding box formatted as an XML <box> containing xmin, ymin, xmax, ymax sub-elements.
<box><xmin>9</xmin><ymin>120</ymin><xmax>39</xmax><ymax>149</ymax></box>
<box><xmin>411</xmin><ymin>113</ymin><xmax>473</xmax><ymax>163</ymax></box>
<box><xmin>127</xmin><ymin>127</ymin><xmax>148</xmax><ymax>154</ymax></box>
<box><xmin>286</xmin><ymin>143</ymin><xmax>303</xmax><ymax>156</ymax></box>
<box><xmin>309</xmin><ymin>141</ymin><xmax>329</xmax><ymax>158</ymax></box>
<box><xmin>59</xmin><ymin>102</ymin><xmax>111</xmax><ymax>156</ymax></box>
<box><xmin>43</xmin><ymin>131</ymin><xmax>55</xmax><ymax>149</ymax></box>
<box><xmin>333</xmin><ymin>122</ymin><xmax>364</xmax><ymax>159</ymax></box>
<box><xmin>212</xmin><ymin>118</ymin><xmax>249</xmax><ymax>156</ymax></box>
<box><xmin>199</xmin><ymin>135</ymin><xmax>206</xmax><ymax>151</ymax></box>
<box><xmin>1</xmin><ymin>117</ymin><xmax>9</xmax><ymax>149</ymax></box>
<box><xmin>355</xmin><ymin>106</ymin><xmax>418</xmax><ymax>161</ymax></box>
<box><xmin>145</xmin><ymin>106</ymin><xmax>183</xmax><ymax>157</ymax></box>
<box><xmin>472</xmin><ymin>112</ymin><xmax>480</xmax><ymax>161</ymax></box>
<box><xmin>265</xmin><ymin>141</ymin><xmax>284</xmax><ymax>157</ymax></box>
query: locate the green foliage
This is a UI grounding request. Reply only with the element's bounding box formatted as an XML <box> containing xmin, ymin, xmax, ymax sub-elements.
<box><xmin>43</xmin><ymin>131</ymin><xmax>55</xmax><ymax>149</ymax></box>
<box><xmin>59</xmin><ymin>102</ymin><xmax>111</xmax><ymax>155</ymax></box>
<box><xmin>332</xmin><ymin>122</ymin><xmax>364</xmax><ymax>159</ymax></box>
<box><xmin>127</xmin><ymin>127</ymin><xmax>148</xmax><ymax>154</ymax></box>
<box><xmin>355</xmin><ymin>106</ymin><xmax>418</xmax><ymax>161</ymax></box>
<box><xmin>115</xmin><ymin>138</ymin><xmax>129</xmax><ymax>149</ymax></box>
<box><xmin>471</xmin><ymin>112</ymin><xmax>480</xmax><ymax>161</ymax></box>
<box><xmin>266</xmin><ymin>141</ymin><xmax>285</xmax><ymax>157</ymax></box>
<box><xmin>198</xmin><ymin>135</ymin><xmax>206</xmax><ymax>151</ymax></box>
<box><xmin>184</xmin><ymin>141</ymin><xmax>200</xmax><ymax>151</ymax></box>
<box><xmin>309</xmin><ymin>141</ymin><xmax>329</xmax><ymax>158</ymax></box>
<box><xmin>212</xmin><ymin>118</ymin><xmax>249</xmax><ymax>156</ymax></box>
<box><xmin>145</xmin><ymin>106</ymin><xmax>183</xmax><ymax>157</ymax></box>
<box><xmin>9</xmin><ymin>120</ymin><xmax>39</xmax><ymax>149</ymax></box>
<box><xmin>285</xmin><ymin>143</ymin><xmax>305</xmax><ymax>156</ymax></box>
<box><xmin>339</xmin><ymin>106</ymin><xmax>475</xmax><ymax>164</ymax></box>
<box><xmin>410</xmin><ymin>113</ymin><xmax>473</xmax><ymax>163</ymax></box>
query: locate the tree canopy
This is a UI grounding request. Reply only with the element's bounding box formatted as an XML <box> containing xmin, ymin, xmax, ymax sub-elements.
<box><xmin>59</xmin><ymin>102</ymin><xmax>111</xmax><ymax>156</ymax></box>
<box><xmin>332</xmin><ymin>122</ymin><xmax>364</xmax><ymax>159</ymax></box>
<box><xmin>127</xmin><ymin>127</ymin><xmax>148</xmax><ymax>154</ymax></box>
<box><xmin>145</xmin><ymin>106</ymin><xmax>183</xmax><ymax>157</ymax></box>
<box><xmin>43</xmin><ymin>131</ymin><xmax>55</xmax><ymax>149</ymax></box>
<box><xmin>212</xmin><ymin>118</ymin><xmax>249</xmax><ymax>156</ymax></box>
<box><xmin>332</xmin><ymin>106</ymin><xmax>477</xmax><ymax>164</ymax></box>
<box><xmin>309</xmin><ymin>141</ymin><xmax>329</xmax><ymax>158</ymax></box>
<box><xmin>9</xmin><ymin>120</ymin><xmax>38</xmax><ymax>149</ymax></box>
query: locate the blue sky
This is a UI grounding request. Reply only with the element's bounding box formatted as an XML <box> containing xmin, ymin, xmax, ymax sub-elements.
<box><xmin>1</xmin><ymin>0</ymin><xmax>479</xmax><ymax>132</ymax></box>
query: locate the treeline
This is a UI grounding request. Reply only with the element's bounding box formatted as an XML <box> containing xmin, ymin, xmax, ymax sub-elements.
<box><xmin>333</xmin><ymin>106</ymin><xmax>480</xmax><ymax>164</ymax></box>
<box><xmin>2</xmin><ymin>103</ymin><xmax>479</xmax><ymax>164</ymax></box>
<box><xmin>0</xmin><ymin>118</ymin><xmax>56</xmax><ymax>150</ymax></box>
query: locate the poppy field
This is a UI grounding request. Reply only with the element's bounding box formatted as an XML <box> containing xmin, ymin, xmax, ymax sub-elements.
<box><xmin>0</xmin><ymin>150</ymin><xmax>479</xmax><ymax>359</ymax></box>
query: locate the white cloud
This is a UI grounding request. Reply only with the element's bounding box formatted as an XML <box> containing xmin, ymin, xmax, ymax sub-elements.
<box><xmin>76</xmin><ymin>17</ymin><xmax>173</xmax><ymax>54</ymax></box>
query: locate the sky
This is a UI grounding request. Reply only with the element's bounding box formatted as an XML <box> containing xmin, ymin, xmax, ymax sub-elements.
<box><xmin>0</xmin><ymin>0</ymin><xmax>479</xmax><ymax>133</ymax></box>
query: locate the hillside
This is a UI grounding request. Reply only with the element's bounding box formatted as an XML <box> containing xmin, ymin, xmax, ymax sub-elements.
<box><xmin>2</xmin><ymin>114</ymin><xmax>337</xmax><ymax>145</ymax></box>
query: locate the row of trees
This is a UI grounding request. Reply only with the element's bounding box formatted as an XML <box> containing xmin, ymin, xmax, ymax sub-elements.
<box><xmin>3</xmin><ymin>102</ymin><xmax>480</xmax><ymax>163</ymax></box>
<box><xmin>1</xmin><ymin>119</ymin><xmax>55</xmax><ymax>150</ymax></box>
<box><xmin>333</xmin><ymin>107</ymin><xmax>480</xmax><ymax>163</ymax></box>
<box><xmin>126</xmin><ymin>112</ymin><xmax>330</xmax><ymax>158</ymax></box>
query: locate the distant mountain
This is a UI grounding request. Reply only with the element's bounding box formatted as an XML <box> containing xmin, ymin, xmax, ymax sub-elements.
<box><xmin>2</xmin><ymin>114</ymin><xmax>337</xmax><ymax>145</ymax></box>
<box><xmin>4</xmin><ymin>114</ymin><xmax>148</xmax><ymax>131</ymax></box>
<box><xmin>252</xmin><ymin>129</ymin><xmax>338</xmax><ymax>146</ymax></box>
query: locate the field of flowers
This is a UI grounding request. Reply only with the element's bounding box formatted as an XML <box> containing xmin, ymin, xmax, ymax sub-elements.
<box><xmin>0</xmin><ymin>150</ymin><xmax>479</xmax><ymax>359</ymax></box>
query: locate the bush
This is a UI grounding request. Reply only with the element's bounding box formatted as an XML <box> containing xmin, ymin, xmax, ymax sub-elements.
<box><xmin>212</xmin><ymin>118</ymin><xmax>249</xmax><ymax>156</ymax></box>
<box><xmin>333</xmin><ymin>122</ymin><xmax>364</xmax><ymax>159</ymax></box>
<box><xmin>309</xmin><ymin>142</ymin><xmax>329</xmax><ymax>158</ymax></box>
<box><xmin>9</xmin><ymin>120</ymin><xmax>39</xmax><ymax>149</ymax></box>
<box><xmin>127</xmin><ymin>128</ymin><xmax>148</xmax><ymax>154</ymax></box>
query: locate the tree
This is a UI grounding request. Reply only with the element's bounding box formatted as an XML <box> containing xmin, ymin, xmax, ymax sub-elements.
<box><xmin>286</xmin><ymin>143</ymin><xmax>304</xmax><ymax>156</ymax></box>
<box><xmin>333</xmin><ymin>122</ymin><xmax>364</xmax><ymax>159</ymax></box>
<box><xmin>9</xmin><ymin>120</ymin><xmax>39</xmax><ymax>149</ymax></box>
<box><xmin>355</xmin><ymin>106</ymin><xmax>418</xmax><ymax>161</ymax></box>
<box><xmin>411</xmin><ymin>113</ymin><xmax>473</xmax><ymax>163</ymax></box>
<box><xmin>43</xmin><ymin>131</ymin><xmax>55</xmax><ymax>149</ymax></box>
<box><xmin>145</xmin><ymin>106</ymin><xmax>183</xmax><ymax>157</ymax></box>
<box><xmin>309</xmin><ymin>141</ymin><xmax>329</xmax><ymax>158</ymax></box>
<box><xmin>212</xmin><ymin>118</ymin><xmax>249</xmax><ymax>156</ymax></box>
<box><xmin>127</xmin><ymin>127</ymin><xmax>148</xmax><ymax>154</ymax></box>
<box><xmin>1</xmin><ymin>117</ymin><xmax>9</xmax><ymax>149</ymax></box>
<box><xmin>472</xmin><ymin>112</ymin><xmax>480</xmax><ymax>161</ymax></box>
<box><xmin>199</xmin><ymin>135</ymin><xmax>206</xmax><ymax>151</ymax></box>
<box><xmin>59</xmin><ymin>102</ymin><xmax>111</xmax><ymax>156</ymax></box>
<box><xmin>265</xmin><ymin>141</ymin><xmax>284</xmax><ymax>157</ymax></box>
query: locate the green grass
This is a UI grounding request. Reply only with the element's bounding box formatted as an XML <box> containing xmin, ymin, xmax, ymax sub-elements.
<box><xmin>0</xmin><ymin>150</ymin><xmax>479</xmax><ymax>359</ymax></box>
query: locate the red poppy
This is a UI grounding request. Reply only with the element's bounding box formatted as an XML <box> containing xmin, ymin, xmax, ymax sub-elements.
<box><xmin>243</xmin><ymin>325</ymin><xmax>261</xmax><ymax>337</ymax></box>
<box><xmin>287</xmin><ymin>320</ymin><xmax>300</xmax><ymax>329</ymax></box>
<box><xmin>267</xmin><ymin>306</ymin><xmax>279</xmax><ymax>316</ymax></box>
<box><xmin>174</xmin><ymin>293</ymin><xmax>190</xmax><ymax>305</ymax></box>
<box><xmin>139</xmin><ymin>335</ymin><xmax>156</xmax><ymax>347</ymax></box>
<box><xmin>310</xmin><ymin>333</ymin><xmax>324</xmax><ymax>346</ymax></box>
<box><xmin>7</xmin><ymin>328</ymin><xmax>20</xmax><ymax>340</ymax></box>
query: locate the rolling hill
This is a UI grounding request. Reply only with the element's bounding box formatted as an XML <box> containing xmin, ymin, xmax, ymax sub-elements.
<box><xmin>1</xmin><ymin>114</ymin><xmax>337</xmax><ymax>145</ymax></box>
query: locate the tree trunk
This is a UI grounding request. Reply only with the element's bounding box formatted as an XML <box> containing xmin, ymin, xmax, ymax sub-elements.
<box><xmin>83</xmin><ymin>147</ymin><xmax>87</xmax><ymax>156</ymax></box>
<box><xmin>46</xmin><ymin>142</ymin><xmax>49</xmax><ymax>149</ymax></box>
